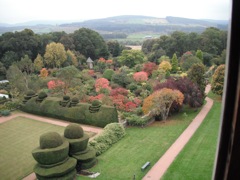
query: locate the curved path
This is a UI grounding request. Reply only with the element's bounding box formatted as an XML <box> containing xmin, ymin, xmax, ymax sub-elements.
<box><xmin>143</xmin><ymin>85</ymin><xmax>213</xmax><ymax>180</ymax></box>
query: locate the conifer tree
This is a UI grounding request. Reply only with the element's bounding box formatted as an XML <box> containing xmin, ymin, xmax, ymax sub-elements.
<box><xmin>171</xmin><ymin>53</ymin><xmax>178</xmax><ymax>73</ymax></box>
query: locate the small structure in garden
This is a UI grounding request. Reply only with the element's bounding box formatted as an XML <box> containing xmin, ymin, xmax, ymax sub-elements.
<box><xmin>64</xmin><ymin>123</ymin><xmax>97</xmax><ymax>171</ymax></box>
<box><xmin>32</xmin><ymin>132</ymin><xmax>77</xmax><ymax>180</ymax></box>
<box><xmin>86</xmin><ymin>57</ymin><xmax>94</xmax><ymax>69</ymax></box>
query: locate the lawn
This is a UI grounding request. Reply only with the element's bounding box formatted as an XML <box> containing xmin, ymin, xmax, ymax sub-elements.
<box><xmin>161</xmin><ymin>92</ymin><xmax>222</xmax><ymax>180</ymax></box>
<box><xmin>77</xmin><ymin>105</ymin><xmax>201</xmax><ymax>180</ymax></box>
<box><xmin>0</xmin><ymin>117</ymin><xmax>93</xmax><ymax>180</ymax></box>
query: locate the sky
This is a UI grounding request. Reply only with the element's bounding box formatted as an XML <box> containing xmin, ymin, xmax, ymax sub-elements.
<box><xmin>0</xmin><ymin>0</ymin><xmax>231</xmax><ymax>24</ymax></box>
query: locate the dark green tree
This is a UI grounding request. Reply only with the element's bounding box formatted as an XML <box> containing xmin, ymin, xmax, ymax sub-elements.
<box><xmin>71</xmin><ymin>28</ymin><xmax>109</xmax><ymax>59</ymax></box>
<box><xmin>211</xmin><ymin>64</ymin><xmax>225</xmax><ymax>96</ymax></box>
<box><xmin>171</xmin><ymin>53</ymin><xmax>178</xmax><ymax>73</ymax></box>
<box><xmin>188</xmin><ymin>63</ymin><xmax>206</xmax><ymax>94</ymax></box>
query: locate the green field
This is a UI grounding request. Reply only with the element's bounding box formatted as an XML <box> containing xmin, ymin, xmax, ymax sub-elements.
<box><xmin>77</xmin><ymin>106</ymin><xmax>200</xmax><ymax>180</ymax></box>
<box><xmin>0</xmin><ymin>117</ymin><xmax>93</xmax><ymax>180</ymax></box>
<box><xmin>162</xmin><ymin>92</ymin><xmax>222</xmax><ymax>180</ymax></box>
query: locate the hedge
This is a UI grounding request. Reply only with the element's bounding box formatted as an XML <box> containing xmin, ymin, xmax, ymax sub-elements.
<box><xmin>89</xmin><ymin>123</ymin><xmax>126</xmax><ymax>156</ymax></box>
<box><xmin>21</xmin><ymin>97</ymin><xmax>118</xmax><ymax>128</ymax></box>
<box><xmin>32</xmin><ymin>140</ymin><xmax>69</xmax><ymax>166</ymax></box>
<box><xmin>34</xmin><ymin>157</ymin><xmax>77</xmax><ymax>178</ymax></box>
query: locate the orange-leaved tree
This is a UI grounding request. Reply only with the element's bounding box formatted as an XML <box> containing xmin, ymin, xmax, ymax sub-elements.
<box><xmin>142</xmin><ymin>88</ymin><xmax>184</xmax><ymax>120</ymax></box>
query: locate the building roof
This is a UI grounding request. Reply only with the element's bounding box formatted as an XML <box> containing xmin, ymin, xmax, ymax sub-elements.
<box><xmin>86</xmin><ymin>57</ymin><xmax>93</xmax><ymax>63</ymax></box>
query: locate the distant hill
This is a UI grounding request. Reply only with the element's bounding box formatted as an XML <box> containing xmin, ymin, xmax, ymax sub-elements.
<box><xmin>0</xmin><ymin>15</ymin><xmax>228</xmax><ymax>35</ymax></box>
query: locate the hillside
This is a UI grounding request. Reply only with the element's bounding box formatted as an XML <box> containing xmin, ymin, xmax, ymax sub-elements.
<box><xmin>0</xmin><ymin>15</ymin><xmax>228</xmax><ymax>35</ymax></box>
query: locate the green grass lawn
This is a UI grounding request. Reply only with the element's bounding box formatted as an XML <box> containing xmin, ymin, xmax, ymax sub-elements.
<box><xmin>0</xmin><ymin>117</ymin><xmax>94</xmax><ymax>180</ymax></box>
<box><xmin>77</xmin><ymin>106</ymin><xmax>200</xmax><ymax>180</ymax></box>
<box><xmin>162</xmin><ymin>92</ymin><xmax>222</xmax><ymax>180</ymax></box>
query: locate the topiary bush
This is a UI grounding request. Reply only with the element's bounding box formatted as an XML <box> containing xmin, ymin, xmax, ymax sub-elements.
<box><xmin>40</xmin><ymin>132</ymin><xmax>63</xmax><ymax>149</ymax></box>
<box><xmin>64</xmin><ymin>123</ymin><xmax>97</xmax><ymax>170</ymax></box>
<box><xmin>32</xmin><ymin>140</ymin><xmax>69</xmax><ymax>166</ymax></box>
<box><xmin>27</xmin><ymin>90</ymin><xmax>36</xmax><ymax>96</ymax></box>
<box><xmin>89</xmin><ymin>123</ymin><xmax>126</xmax><ymax>156</ymax></box>
<box><xmin>21</xmin><ymin>97</ymin><xmax>118</xmax><ymax>128</ymax></box>
<box><xmin>38</xmin><ymin>91</ymin><xmax>48</xmax><ymax>99</ymax></box>
<box><xmin>63</xmin><ymin>95</ymin><xmax>70</xmax><ymax>101</ymax></box>
<box><xmin>64</xmin><ymin>124</ymin><xmax>84</xmax><ymax>139</ymax></box>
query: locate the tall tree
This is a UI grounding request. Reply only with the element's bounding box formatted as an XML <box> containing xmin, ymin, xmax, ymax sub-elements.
<box><xmin>171</xmin><ymin>53</ymin><xmax>178</xmax><ymax>73</ymax></box>
<box><xmin>211</xmin><ymin>64</ymin><xmax>225</xmax><ymax>96</ymax></box>
<box><xmin>34</xmin><ymin>54</ymin><xmax>44</xmax><ymax>72</ymax></box>
<box><xmin>56</xmin><ymin>66</ymin><xmax>79</xmax><ymax>95</ymax></box>
<box><xmin>16</xmin><ymin>55</ymin><xmax>34</xmax><ymax>75</ymax></box>
<box><xmin>188</xmin><ymin>63</ymin><xmax>206</xmax><ymax>94</ymax></box>
<box><xmin>118</xmin><ymin>50</ymin><xmax>145</xmax><ymax>68</ymax></box>
<box><xmin>44</xmin><ymin>42</ymin><xmax>67</xmax><ymax>68</ymax></box>
<box><xmin>196</xmin><ymin>50</ymin><xmax>203</xmax><ymax>62</ymax></box>
<box><xmin>71</xmin><ymin>28</ymin><xmax>109</xmax><ymax>59</ymax></box>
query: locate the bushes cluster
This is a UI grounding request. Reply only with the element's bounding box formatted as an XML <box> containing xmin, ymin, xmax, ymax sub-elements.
<box><xmin>126</xmin><ymin>114</ymin><xmax>152</xmax><ymax>126</ymax></box>
<box><xmin>21</xmin><ymin>97</ymin><xmax>118</xmax><ymax>128</ymax></box>
<box><xmin>89</xmin><ymin>123</ymin><xmax>126</xmax><ymax>156</ymax></box>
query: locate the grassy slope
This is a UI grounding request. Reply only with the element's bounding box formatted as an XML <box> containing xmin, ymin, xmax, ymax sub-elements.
<box><xmin>77</xmin><ymin>106</ymin><xmax>200</xmax><ymax>180</ymax></box>
<box><xmin>162</xmin><ymin>92</ymin><xmax>222</xmax><ymax>180</ymax></box>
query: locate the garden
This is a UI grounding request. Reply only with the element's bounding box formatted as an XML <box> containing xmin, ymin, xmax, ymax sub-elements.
<box><xmin>0</xmin><ymin>27</ymin><xmax>226</xmax><ymax>179</ymax></box>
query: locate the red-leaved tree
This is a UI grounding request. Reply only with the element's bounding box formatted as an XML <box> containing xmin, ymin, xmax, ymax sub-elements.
<box><xmin>95</xmin><ymin>78</ymin><xmax>111</xmax><ymax>92</ymax></box>
<box><xmin>133</xmin><ymin>71</ymin><xmax>148</xmax><ymax>82</ymax></box>
<box><xmin>142</xmin><ymin>62</ymin><xmax>158</xmax><ymax>76</ymax></box>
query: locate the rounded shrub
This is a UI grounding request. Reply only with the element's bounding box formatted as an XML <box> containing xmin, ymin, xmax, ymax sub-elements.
<box><xmin>27</xmin><ymin>90</ymin><xmax>35</xmax><ymax>96</ymax></box>
<box><xmin>64</xmin><ymin>123</ymin><xmax>84</xmax><ymax>139</ymax></box>
<box><xmin>91</xmin><ymin>100</ymin><xmax>102</xmax><ymax>107</ymax></box>
<box><xmin>0</xmin><ymin>110</ymin><xmax>11</xmax><ymax>116</ymax></box>
<box><xmin>63</xmin><ymin>95</ymin><xmax>70</xmax><ymax>101</ymax></box>
<box><xmin>71</xmin><ymin>97</ymin><xmax>79</xmax><ymax>103</ymax></box>
<box><xmin>38</xmin><ymin>91</ymin><xmax>48</xmax><ymax>99</ymax></box>
<box><xmin>40</xmin><ymin>132</ymin><xmax>63</xmax><ymax>149</ymax></box>
<box><xmin>65</xmin><ymin>135</ymin><xmax>89</xmax><ymax>154</ymax></box>
<box><xmin>32</xmin><ymin>140</ymin><xmax>69</xmax><ymax>165</ymax></box>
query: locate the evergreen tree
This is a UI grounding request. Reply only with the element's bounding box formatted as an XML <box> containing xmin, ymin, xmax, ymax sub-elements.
<box><xmin>196</xmin><ymin>50</ymin><xmax>203</xmax><ymax>62</ymax></box>
<box><xmin>171</xmin><ymin>53</ymin><xmax>178</xmax><ymax>73</ymax></box>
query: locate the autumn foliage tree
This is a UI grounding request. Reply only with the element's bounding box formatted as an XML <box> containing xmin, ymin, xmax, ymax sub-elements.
<box><xmin>40</xmin><ymin>68</ymin><xmax>48</xmax><ymax>78</ymax></box>
<box><xmin>142</xmin><ymin>62</ymin><xmax>158</xmax><ymax>76</ymax></box>
<box><xmin>133</xmin><ymin>71</ymin><xmax>148</xmax><ymax>82</ymax></box>
<box><xmin>211</xmin><ymin>64</ymin><xmax>225</xmax><ymax>96</ymax></box>
<box><xmin>142</xmin><ymin>88</ymin><xmax>184</xmax><ymax>120</ymax></box>
<box><xmin>159</xmin><ymin>61</ymin><xmax>172</xmax><ymax>72</ymax></box>
<box><xmin>95</xmin><ymin>78</ymin><xmax>111</xmax><ymax>92</ymax></box>
<box><xmin>44</xmin><ymin>42</ymin><xmax>67</xmax><ymax>68</ymax></box>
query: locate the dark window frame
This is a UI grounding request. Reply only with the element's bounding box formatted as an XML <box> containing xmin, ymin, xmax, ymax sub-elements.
<box><xmin>213</xmin><ymin>0</ymin><xmax>240</xmax><ymax>179</ymax></box>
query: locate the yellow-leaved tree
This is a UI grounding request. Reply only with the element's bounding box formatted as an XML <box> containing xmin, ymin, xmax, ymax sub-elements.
<box><xmin>44</xmin><ymin>42</ymin><xmax>67</xmax><ymax>68</ymax></box>
<box><xmin>159</xmin><ymin>60</ymin><xmax>172</xmax><ymax>72</ymax></box>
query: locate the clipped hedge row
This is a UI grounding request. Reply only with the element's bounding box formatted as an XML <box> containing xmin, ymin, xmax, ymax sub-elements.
<box><xmin>89</xmin><ymin>123</ymin><xmax>126</xmax><ymax>156</ymax></box>
<box><xmin>21</xmin><ymin>97</ymin><xmax>118</xmax><ymax>128</ymax></box>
